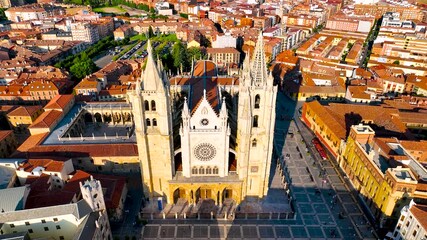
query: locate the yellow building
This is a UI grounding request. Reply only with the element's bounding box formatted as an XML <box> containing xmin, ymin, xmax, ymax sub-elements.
<box><xmin>7</xmin><ymin>105</ymin><xmax>43</xmax><ymax>132</ymax></box>
<box><xmin>342</xmin><ymin>124</ymin><xmax>427</xmax><ymax>225</ymax></box>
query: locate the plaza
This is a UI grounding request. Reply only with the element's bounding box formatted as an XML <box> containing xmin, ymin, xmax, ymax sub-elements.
<box><xmin>139</xmin><ymin>92</ymin><xmax>378</xmax><ymax>239</ymax></box>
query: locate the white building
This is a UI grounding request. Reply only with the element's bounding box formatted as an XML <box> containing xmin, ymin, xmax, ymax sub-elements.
<box><xmin>212</xmin><ymin>32</ymin><xmax>237</xmax><ymax>48</ymax></box>
<box><xmin>0</xmin><ymin>177</ymin><xmax>112</xmax><ymax>240</ymax></box>
<box><xmin>389</xmin><ymin>200</ymin><xmax>427</xmax><ymax>240</ymax></box>
<box><xmin>16</xmin><ymin>158</ymin><xmax>74</xmax><ymax>187</ymax></box>
<box><xmin>71</xmin><ymin>22</ymin><xmax>99</xmax><ymax>44</ymax></box>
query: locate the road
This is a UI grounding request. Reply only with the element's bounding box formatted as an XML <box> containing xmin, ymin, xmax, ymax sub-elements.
<box><xmin>111</xmin><ymin>174</ymin><xmax>144</xmax><ymax>239</ymax></box>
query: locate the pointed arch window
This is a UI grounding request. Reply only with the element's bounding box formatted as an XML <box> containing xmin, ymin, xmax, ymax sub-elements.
<box><xmin>213</xmin><ymin>166</ymin><xmax>219</xmax><ymax>175</ymax></box>
<box><xmin>192</xmin><ymin>167</ymin><xmax>198</xmax><ymax>174</ymax></box>
<box><xmin>206</xmin><ymin>166</ymin><xmax>212</xmax><ymax>174</ymax></box>
<box><xmin>152</xmin><ymin>118</ymin><xmax>157</xmax><ymax>126</ymax></box>
<box><xmin>255</xmin><ymin>95</ymin><xmax>260</xmax><ymax>109</ymax></box>
<box><xmin>151</xmin><ymin>100</ymin><xmax>156</xmax><ymax>111</ymax></box>
<box><xmin>252</xmin><ymin>139</ymin><xmax>257</xmax><ymax>147</ymax></box>
<box><xmin>199</xmin><ymin>166</ymin><xmax>205</xmax><ymax>175</ymax></box>
<box><xmin>253</xmin><ymin>115</ymin><xmax>259</xmax><ymax>128</ymax></box>
<box><xmin>144</xmin><ymin>100</ymin><xmax>149</xmax><ymax>111</ymax></box>
<box><xmin>146</xmin><ymin>118</ymin><xmax>151</xmax><ymax>126</ymax></box>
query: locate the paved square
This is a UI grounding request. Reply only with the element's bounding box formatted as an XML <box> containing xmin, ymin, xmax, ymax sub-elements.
<box><xmin>313</xmin><ymin>203</ymin><xmax>330</xmax><ymax>214</ymax></box>
<box><xmin>298</xmin><ymin>203</ymin><xmax>314</xmax><ymax>213</ymax></box>
<box><xmin>159</xmin><ymin>226</ymin><xmax>175</xmax><ymax>238</ymax></box>
<box><xmin>193</xmin><ymin>226</ymin><xmax>208</xmax><ymax>238</ymax></box>
<box><xmin>275</xmin><ymin>226</ymin><xmax>292</xmax><ymax>238</ymax></box>
<box><xmin>302</xmin><ymin>214</ymin><xmax>319</xmax><ymax>225</ymax></box>
<box><xmin>259</xmin><ymin>226</ymin><xmax>275</xmax><ymax>238</ymax></box>
<box><xmin>307</xmin><ymin>226</ymin><xmax>325</xmax><ymax>238</ymax></box>
<box><xmin>290</xmin><ymin>226</ymin><xmax>308</xmax><ymax>238</ymax></box>
<box><xmin>227</xmin><ymin>225</ymin><xmax>241</xmax><ymax>238</ymax></box>
<box><xmin>176</xmin><ymin>226</ymin><xmax>191</xmax><ymax>238</ymax></box>
<box><xmin>210</xmin><ymin>226</ymin><xmax>222</xmax><ymax>238</ymax></box>
<box><xmin>242</xmin><ymin>226</ymin><xmax>259</xmax><ymax>239</ymax></box>
<box><xmin>142</xmin><ymin>225</ymin><xmax>159</xmax><ymax>238</ymax></box>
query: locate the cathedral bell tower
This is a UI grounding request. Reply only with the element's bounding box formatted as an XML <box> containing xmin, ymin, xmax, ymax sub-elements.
<box><xmin>237</xmin><ymin>31</ymin><xmax>278</xmax><ymax>198</ymax></box>
<box><xmin>127</xmin><ymin>40</ymin><xmax>174</xmax><ymax>202</ymax></box>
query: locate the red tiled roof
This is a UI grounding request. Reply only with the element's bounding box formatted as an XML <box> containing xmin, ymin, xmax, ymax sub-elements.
<box><xmin>91</xmin><ymin>173</ymin><xmax>126</xmax><ymax>209</ymax></box>
<box><xmin>63</xmin><ymin>170</ymin><xmax>91</xmax><ymax>194</ymax></box>
<box><xmin>26</xmin><ymin>143</ymin><xmax>139</xmax><ymax>158</ymax></box>
<box><xmin>18</xmin><ymin>158</ymin><xmax>65</xmax><ymax>173</ymax></box>
<box><xmin>7</xmin><ymin>105</ymin><xmax>42</xmax><ymax>117</ymax></box>
<box><xmin>0</xmin><ymin>130</ymin><xmax>13</xmax><ymax>141</ymax></box>
<box><xmin>410</xmin><ymin>204</ymin><xmax>427</xmax><ymax>230</ymax></box>
<box><xmin>29</xmin><ymin>110</ymin><xmax>62</xmax><ymax>129</ymax></box>
<box><xmin>44</xmin><ymin>94</ymin><xmax>74</xmax><ymax>111</ymax></box>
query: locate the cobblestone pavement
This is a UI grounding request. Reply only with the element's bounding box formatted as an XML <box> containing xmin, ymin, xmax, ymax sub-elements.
<box><xmin>140</xmin><ymin>92</ymin><xmax>378</xmax><ymax>239</ymax></box>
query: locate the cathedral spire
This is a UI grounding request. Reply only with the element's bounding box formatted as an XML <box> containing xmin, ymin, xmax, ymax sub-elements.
<box><xmin>143</xmin><ymin>39</ymin><xmax>164</xmax><ymax>92</ymax></box>
<box><xmin>251</xmin><ymin>31</ymin><xmax>268</xmax><ymax>86</ymax></box>
<box><xmin>182</xmin><ymin>96</ymin><xmax>190</xmax><ymax>118</ymax></box>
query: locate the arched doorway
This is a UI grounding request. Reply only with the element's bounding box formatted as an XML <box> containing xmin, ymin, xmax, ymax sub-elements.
<box><xmin>174</xmin><ymin>153</ymin><xmax>182</xmax><ymax>171</ymax></box>
<box><xmin>84</xmin><ymin>112</ymin><xmax>93</xmax><ymax>123</ymax></box>
<box><xmin>173</xmin><ymin>188</ymin><xmax>186</xmax><ymax>204</ymax></box>
<box><xmin>222</xmin><ymin>188</ymin><xmax>233</xmax><ymax>204</ymax></box>
<box><xmin>228</xmin><ymin>152</ymin><xmax>236</xmax><ymax>172</ymax></box>
<box><xmin>94</xmin><ymin>113</ymin><xmax>102</xmax><ymax>123</ymax></box>
<box><xmin>103</xmin><ymin>114</ymin><xmax>112</xmax><ymax>123</ymax></box>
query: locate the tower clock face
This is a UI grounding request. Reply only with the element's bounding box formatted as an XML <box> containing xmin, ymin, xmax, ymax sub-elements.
<box><xmin>194</xmin><ymin>143</ymin><xmax>216</xmax><ymax>161</ymax></box>
<box><xmin>200</xmin><ymin>118</ymin><xmax>209</xmax><ymax>126</ymax></box>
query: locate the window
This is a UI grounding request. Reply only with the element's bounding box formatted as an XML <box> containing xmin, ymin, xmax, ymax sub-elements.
<box><xmin>56</xmin><ymin>225</ymin><xmax>61</xmax><ymax>230</ymax></box>
<box><xmin>252</xmin><ymin>139</ymin><xmax>257</xmax><ymax>147</ymax></box>
<box><xmin>41</xmin><ymin>220</ymin><xmax>46</xmax><ymax>223</ymax></box>
<box><xmin>146</xmin><ymin>118</ymin><xmax>151</xmax><ymax>126</ymax></box>
<box><xmin>199</xmin><ymin>167</ymin><xmax>205</xmax><ymax>174</ymax></box>
<box><xmin>213</xmin><ymin>167</ymin><xmax>219</xmax><ymax>174</ymax></box>
<box><xmin>59</xmin><ymin>237</ymin><xmax>65</xmax><ymax>240</ymax></box>
<box><xmin>10</xmin><ymin>224</ymin><xmax>15</xmax><ymax>228</ymax></box>
<box><xmin>44</xmin><ymin>227</ymin><xmax>49</xmax><ymax>231</ymax></box>
<box><xmin>413</xmin><ymin>230</ymin><xmax>417</xmax><ymax>237</ymax></box>
<box><xmin>53</xmin><ymin>218</ymin><xmax>58</xmax><ymax>222</ymax></box>
<box><xmin>253</xmin><ymin>115</ymin><xmax>259</xmax><ymax>128</ymax></box>
<box><xmin>144</xmin><ymin>100</ymin><xmax>149</xmax><ymax>111</ymax></box>
<box><xmin>151</xmin><ymin>100</ymin><xmax>156</xmax><ymax>111</ymax></box>
<box><xmin>255</xmin><ymin>94</ymin><xmax>260</xmax><ymax>109</ymax></box>
<box><xmin>153</xmin><ymin>118</ymin><xmax>157</xmax><ymax>126</ymax></box>
<box><xmin>192</xmin><ymin>167</ymin><xmax>198</xmax><ymax>174</ymax></box>
<box><xmin>25</xmin><ymin>222</ymin><xmax>30</xmax><ymax>226</ymax></box>
<box><xmin>206</xmin><ymin>167</ymin><xmax>212</xmax><ymax>174</ymax></box>
<box><xmin>28</xmin><ymin>229</ymin><xmax>33</xmax><ymax>233</ymax></box>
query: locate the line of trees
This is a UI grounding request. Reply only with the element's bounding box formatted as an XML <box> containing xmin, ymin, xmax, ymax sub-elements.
<box><xmin>55</xmin><ymin>36</ymin><xmax>128</xmax><ymax>79</ymax></box>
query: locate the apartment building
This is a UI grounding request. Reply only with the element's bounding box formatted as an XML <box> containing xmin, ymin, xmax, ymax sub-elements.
<box><xmin>342</xmin><ymin>124</ymin><xmax>427</xmax><ymax>226</ymax></box>
<box><xmin>207</xmin><ymin>47</ymin><xmax>240</xmax><ymax>67</ymax></box>
<box><xmin>326</xmin><ymin>15</ymin><xmax>374</xmax><ymax>33</ymax></box>
<box><xmin>390</xmin><ymin>201</ymin><xmax>427</xmax><ymax>240</ymax></box>
<box><xmin>354</xmin><ymin>3</ymin><xmax>423</xmax><ymax>21</ymax></box>
<box><xmin>5</xmin><ymin>4</ymin><xmax>64</xmax><ymax>22</ymax></box>
<box><xmin>71</xmin><ymin>22</ymin><xmax>99</xmax><ymax>44</ymax></box>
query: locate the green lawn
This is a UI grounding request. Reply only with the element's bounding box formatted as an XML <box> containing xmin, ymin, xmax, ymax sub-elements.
<box><xmin>92</xmin><ymin>6</ymin><xmax>126</xmax><ymax>14</ymax></box>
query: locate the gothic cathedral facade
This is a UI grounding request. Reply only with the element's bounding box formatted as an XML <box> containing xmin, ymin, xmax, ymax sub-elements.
<box><xmin>127</xmin><ymin>32</ymin><xmax>277</xmax><ymax>205</ymax></box>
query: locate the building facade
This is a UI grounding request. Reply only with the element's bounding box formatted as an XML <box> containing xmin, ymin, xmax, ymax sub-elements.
<box><xmin>127</xmin><ymin>32</ymin><xmax>277</xmax><ymax>205</ymax></box>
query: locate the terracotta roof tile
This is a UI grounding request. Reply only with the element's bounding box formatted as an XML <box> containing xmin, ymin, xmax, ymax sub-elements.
<box><xmin>7</xmin><ymin>105</ymin><xmax>42</xmax><ymax>117</ymax></box>
<box><xmin>0</xmin><ymin>130</ymin><xmax>13</xmax><ymax>141</ymax></box>
<box><xmin>29</xmin><ymin>110</ymin><xmax>62</xmax><ymax>129</ymax></box>
<box><xmin>410</xmin><ymin>204</ymin><xmax>427</xmax><ymax>230</ymax></box>
<box><xmin>44</xmin><ymin>94</ymin><xmax>74</xmax><ymax>111</ymax></box>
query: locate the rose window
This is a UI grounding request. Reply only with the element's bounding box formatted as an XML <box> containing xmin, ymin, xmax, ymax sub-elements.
<box><xmin>194</xmin><ymin>143</ymin><xmax>216</xmax><ymax>161</ymax></box>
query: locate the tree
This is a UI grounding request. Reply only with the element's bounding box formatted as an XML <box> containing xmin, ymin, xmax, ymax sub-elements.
<box><xmin>393</xmin><ymin>60</ymin><xmax>400</xmax><ymax>65</ymax></box>
<box><xmin>148</xmin><ymin>26</ymin><xmax>154</xmax><ymax>38</ymax></box>
<box><xmin>172</xmin><ymin>42</ymin><xmax>189</xmax><ymax>72</ymax></box>
<box><xmin>187</xmin><ymin>47</ymin><xmax>203</xmax><ymax>61</ymax></box>
<box><xmin>70</xmin><ymin>59</ymin><xmax>98</xmax><ymax>79</ymax></box>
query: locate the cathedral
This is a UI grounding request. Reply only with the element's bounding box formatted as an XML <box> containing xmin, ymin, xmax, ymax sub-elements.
<box><xmin>127</xmin><ymin>32</ymin><xmax>277</xmax><ymax>205</ymax></box>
